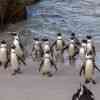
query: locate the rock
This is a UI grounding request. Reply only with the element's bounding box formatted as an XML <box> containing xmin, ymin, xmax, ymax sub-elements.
<box><xmin>0</xmin><ymin>0</ymin><xmax>40</xmax><ymax>30</ymax></box>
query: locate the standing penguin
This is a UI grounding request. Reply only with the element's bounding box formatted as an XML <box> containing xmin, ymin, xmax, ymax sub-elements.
<box><xmin>80</xmin><ymin>51</ymin><xmax>100</xmax><ymax>84</ymax></box>
<box><xmin>39</xmin><ymin>51</ymin><xmax>58</xmax><ymax>77</ymax></box>
<box><xmin>86</xmin><ymin>35</ymin><xmax>96</xmax><ymax>58</ymax></box>
<box><xmin>64</xmin><ymin>37</ymin><xmax>78</xmax><ymax>64</ymax></box>
<box><xmin>79</xmin><ymin>40</ymin><xmax>87</xmax><ymax>63</ymax></box>
<box><xmin>32</xmin><ymin>38</ymin><xmax>43</xmax><ymax>61</ymax></box>
<box><xmin>51</xmin><ymin>33</ymin><xmax>66</xmax><ymax>62</ymax></box>
<box><xmin>10</xmin><ymin>45</ymin><xmax>25</xmax><ymax>75</ymax></box>
<box><xmin>10</xmin><ymin>46</ymin><xmax>23</xmax><ymax>75</ymax></box>
<box><xmin>0</xmin><ymin>40</ymin><xmax>9</xmax><ymax>69</ymax></box>
<box><xmin>11</xmin><ymin>33</ymin><xmax>26</xmax><ymax>64</ymax></box>
<box><xmin>71</xmin><ymin>33</ymin><xmax>80</xmax><ymax>47</ymax></box>
<box><xmin>42</xmin><ymin>38</ymin><xmax>53</xmax><ymax>57</ymax></box>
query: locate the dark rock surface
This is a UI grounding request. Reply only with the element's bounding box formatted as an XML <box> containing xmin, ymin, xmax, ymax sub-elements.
<box><xmin>0</xmin><ymin>0</ymin><xmax>40</xmax><ymax>29</ymax></box>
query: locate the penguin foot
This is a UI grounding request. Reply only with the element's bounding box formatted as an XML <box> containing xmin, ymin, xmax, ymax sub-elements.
<box><xmin>16</xmin><ymin>68</ymin><xmax>22</xmax><ymax>74</ymax></box>
<box><xmin>42</xmin><ymin>72</ymin><xmax>46</xmax><ymax>76</ymax></box>
<box><xmin>85</xmin><ymin>80</ymin><xmax>90</xmax><ymax>84</ymax></box>
<box><xmin>92</xmin><ymin>80</ymin><xmax>96</xmax><ymax>85</ymax></box>
<box><xmin>47</xmin><ymin>72</ymin><xmax>53</xmax><ymax>77</ymax></box>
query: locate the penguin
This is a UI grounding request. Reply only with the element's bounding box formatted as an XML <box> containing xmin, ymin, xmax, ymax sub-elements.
<box><xmin>0</xmin><ymin>40</ymin><xmax>9</xmax><ymax>69</ymax></box>
<box><xmin>10</xmin><ymin>45</ymin><xmax>23</xmax><ymax>75</ymax></box>
<box><xmin>72</xmin><ymin>83</ymin><xmax>95</xmax><ymax>100</ymax></box>
<box><xmin>32</xmin><ymin>38</ymin><xmax>43</xmax><ymax>61</ymax></box>
<box><xmin>65</xmin><ymin>37</ymin><xmax>78</xmax><ymax>64</ymax></box>
<box><xmin>42</xmin><ymin>38</ymin><xmax>53</xmax><ymax>57</ymax></box>
<box><xmin>86</xmin><ymin>35</ymin><xmax>96</xmax><ymax>58</ymax></box>
<box><xmin>79</xmin><ymin>51</ymin><xmax>100</xmax><ymax>84</ymax></box>
<box><xmin>51</xmin><ymin>33</ymin><xmax>66</xmax><ymax>62</ymax></box>
<box><xmin>39</xmin><ymin>51</ymin><xmax>58</xmax><ymax>77</ymax></box>
<box><xmin>79</xmin><ymin>40</ymin><xmax>87</xmax><ymax>62</ymax></box>
<box><xmin>12</xmin><ymin>33</ymin><xmax>25</xmax><ymax>63</ymax></box>
<box><xmin>71</xmin><ymin>33</ymin><xmax>80</xmax><ymax>47</ymax></box>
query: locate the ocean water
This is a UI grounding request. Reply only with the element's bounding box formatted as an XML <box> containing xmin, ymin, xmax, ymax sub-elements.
<box><xmin>25</xmin><ymin>0</ymin><xmax>100</xmax><ymax>41</ymax></box>
<box><xmin>19</xmin><ymin>0</ymin><xmax>100</xmax><ymax>64</ymax></box>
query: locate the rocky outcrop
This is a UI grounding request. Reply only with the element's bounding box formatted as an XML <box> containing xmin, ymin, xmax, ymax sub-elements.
<box><xmin>0</xmin><ymin>0</ymin><xmax>40</xmax><ymax>29</ymax></box>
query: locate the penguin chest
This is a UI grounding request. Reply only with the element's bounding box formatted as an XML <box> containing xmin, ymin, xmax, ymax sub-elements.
<box><xmin>68</xmin><ymin>44</ymin><xmax>75</xmax><ymax>56</ymax></box>
<box><xmin>85</xmin><ymin>60</ymin><xmax>93</xmax><ymax>80</ymax></box>
<box><xmin>34</xmin><ymin>44</ymin><xmax>40</xmax><ymax>51</ymax></box>
<box><xmin>87</xmin><ymin>44</ymin><xmax>92</xmax><ymax>52</ymax></box>
<box><xmin>0</xmin><ymin>48</ymin><xmax>7</xmax><ymax>62</ymax></box>
<box><xmin>42</xmin><ymin>59</ymin><xmax>51</xmax><ymax>72</ymax></box>
<box><xmin>79</xmin><ymin>47</ymin><xmax>85</xmax><ymax>59</ymax></box>
<box><xmin>56</xmin><ymin>40</ymin><xmax>63</xmax><ymax>50</ymax></box>
<box><xmin>11</xmin><ymin>53</ymin><xmax>18</xmax><ymax>69</ymax></box>
<box><xmin>14</xmin><ymin>40</ymin><xmax>23</xmax><ymax>56</ymax></box>
<box><xmin>16</xmin><ymin>45</ymin><xmax>23</xmax><ymax>56</ymax></box>
<box><xmin>43</xmin><ymin>45</ymin><xmax>50</xmax><ymax>53</ymax></box>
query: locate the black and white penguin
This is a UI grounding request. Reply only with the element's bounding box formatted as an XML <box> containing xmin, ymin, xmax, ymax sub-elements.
<box><xmin>11</xmin><ymin>33</ymin><xmax>25</xmax><ymax>62</ymax></box>
<box><xmin>79</xmin><ymin>51</ymin><xmax>99</xmax><ymax>84</ymax></box>
<box><xmin>10</xmin><ymin>45</ymin><xmax>22</xmax><ymax>75</ymax></box>
<box><xmin>79</xmin><ymin>40</ymin><xmax>87</xmax><ymax>62</ymax></box>
<box><xmin>86</xmin><ymin>35</ymin><xmax>96</xmax><ymax>58</ymax></box>
<box><xmin>39</xmin><ymin>51</ymin><xmax>57</xmax><ymax>77</ymax></box>
<box><xmin>0</xmin><ymin>40</ymin><xmax>9</xmax><ymax>69</ymax></box>
<box><xmin>71</xmin><ymin>33</ymin><xmax>80</xmax><ymax>46</ymax></box>
<box><xmin>72</xmin><ymin>83</ymin><xmax>95</xmax><ymax>100</ymax></box>
<box><xmin>32</xmin><ymin>38</ymin><xmax>43</xmax><ymax>61</ymax></box>
<box><xmin>41</xmin><ymin>38</ymin><xmax>53</xmax><ymax>57</ymax></box>
<box><xmin>51</xmin><ymin>33</ymin><xmax>66</xmax><ymax>62</ymax></box>
<box><xmin>65</xmin><ymin>37</ymin><xmax>78</xmax><ymax>64</ymax></box>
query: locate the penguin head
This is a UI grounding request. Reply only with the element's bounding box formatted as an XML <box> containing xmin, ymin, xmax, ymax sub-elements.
<box><xmin>82</xmin><ymin>39</ymin><xmax>87</xmax><ymax>44</ymax></box>
<box><xmin>34</xmin><ymin>38</ymin><xmax>39</xmax><ymax>41</ymax></box>
<box><xmin>70</xmin><ymin>37</ymin><xmax>74</xmax><ymax>43</ymax></box>
<box><xmin>57</xmin><ymin>33</ymin><xmax>62</xmax><ymax>36</ymax></box>
<box><xmin>86</xmin><ymin>35</ymin><xmax>92</xmax><ymax>40</ymax></box>
<box><xmin>0</xmin><ymin>40</ymin><xmax>7</xmax><ymax>48</ymax></box>
<box><xmin>81</xmin><ymin>39</ymin><xmax>87</xmax><ymax>47</ymax></box>
<box><xmin>11</xmin><ymin>45</ymin><xmax>16</xmax><ymax>53</ymax></box>
<box><xmin>11</xmin><ymin>32</ymin><xmax>17</xmax><ymax>36</ymax></box>
<box><xmin>34</xmin><ymin>38</ymin><xmax>39</xmax><ymax>44</ymax></box>
<box><xmin>1</xmin><ymin>40</ymin><xmax>6</xmax><ymax>44</ymax></box>
<box><xmin>42</xmin><ymin>38</ymin><xmax>49</xmax><ymax>45</ymax></box>
<box><xmin>11</xmin><ymin>32</ymin><xmax>19</xmax><ymax>40</ymax></box>
<box><xmin>57</xmin><ymin>36</ymin><xmax>62</xmax><ymax>40</ymax></box>
<box><xmin>71</xmin><ymin>33</ymin><xmax>75</xmax><ymax>37</ymax></box>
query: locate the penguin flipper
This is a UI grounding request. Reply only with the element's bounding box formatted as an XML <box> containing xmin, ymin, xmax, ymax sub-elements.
<box><xmin>63</xmin><ymin>45</ymin><xmax>69</xmax><ymax>50</ymax></box>
<box><xmin>4</xmin><ymin>61</ymin><xmax>9</xmax><ymax>69</ymax></box>
<box><xmin>80</xmin><ymin>64</ymin><xmax>85</xmax><ymax>76</ymax></box>
<box><xmin>19</xmin><ymin>42</ymin><xmax>24</xmax><ymax>51</ymax></box>
<box><xmin>50</xmin><ymin>60</ymin><xmax>58</xmax><ymax>71</ymax></box>
<box><xmin>39</xmin><ymin>60</ymin><xmax>44</xmax><ymax>72</ymax></box>
<box><xmin>51</xmin><ymin>41</ymin><xmax>56</xmax><ymax>48</ymax></box>
<box><xmin>94</xmin><ymin>65</ymin><xmax>100</xmax><ymax>72</ymax></box>
<box><xmin>17</xmin><ymin>56</ymin><xmax>26</xmax><ymax>65</ymax></box>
